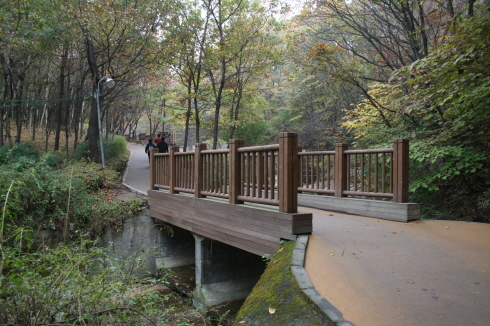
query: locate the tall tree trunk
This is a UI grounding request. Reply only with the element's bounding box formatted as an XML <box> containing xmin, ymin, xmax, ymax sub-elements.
<box><xmin>0</xmin><ymin>56</ymin><xmax>9</xmax><ymax>147</ymax></box>
<box><xmin>85</xmin><ymin>36</ymin><xmax>102</xmax><ymax>163</ymax></box>
<box><xmin>184</xmin><ymin>82</ymin><xmax>192</xmax><ymax>152</ymax></box>
<box><xmin>54</xmin><ymin>47</ymin><xmax>68</xmax><ymax>151</ymax></box>
<box><xmin>193</xmin><ymin>96</ymin><xmax>201</xmax><ymax>144</ymax></box>
<box><xmin>14</xmin><ymin>73</ymin><xmax>25</xmax><ymax>143</ymax></box>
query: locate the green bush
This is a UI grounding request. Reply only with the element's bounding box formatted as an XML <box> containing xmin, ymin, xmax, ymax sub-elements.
<box><xmin>0</xmin><ymin>240</ymin><xmax>190</xmax><ymax>326</ymax></box>
<box><xmin>0</xmin><ymin>142</ymin><xmax>41</xmax><ymax>165</ymax></box>
<box><xmin>104</xmin><ymin>135</ymin><xmax>129</xmax><ymax>173</ymax></box>
<box><xmin>72</xmin><ymin>136</ymin><xmax>129</xmax><ymax>173</ymax></box>
<box><xmin>0</xmin><ymin>140</ymin><xmax>143</xmax><ymax>240</ymax></box>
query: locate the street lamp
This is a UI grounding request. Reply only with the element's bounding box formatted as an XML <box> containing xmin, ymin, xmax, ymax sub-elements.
<box><xmin>96</xmin><ymin>76</ymin><xmax>115</xmax><ymax>166</ymax></box>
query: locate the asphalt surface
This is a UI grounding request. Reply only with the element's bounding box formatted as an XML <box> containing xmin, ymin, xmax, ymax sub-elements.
<box><xmin>123</xmin><ymin>142</ymin><xmax>151</xmax><ymax>195</ymax></box>
<box><xmin>124</xmin><ymin>142</ymin><xmax>490</xmax><ymax>326</ymax></box>
<box><xmin>304</xmin><ymin>208</ymin><xmax>490</xmax><ymax>326</ymax></box>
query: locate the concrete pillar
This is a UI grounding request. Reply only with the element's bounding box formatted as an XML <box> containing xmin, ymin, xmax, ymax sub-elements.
<box><xmin>192</xmin><ymin>233</ymin><xmax>266</xmax><ymax>310</ymax></box>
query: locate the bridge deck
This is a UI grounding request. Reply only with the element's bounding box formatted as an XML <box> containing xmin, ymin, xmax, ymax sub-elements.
<box><xmin>148</xmin><ymin>190</ymin><xmax>311</xmax><ymax>256</ymax></box>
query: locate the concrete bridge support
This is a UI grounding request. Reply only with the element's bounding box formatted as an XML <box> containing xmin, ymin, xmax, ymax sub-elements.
<box><xmin>193</xmin><ymin>234</ymin><xmax>267</xmax><ymax>310</ymax></box>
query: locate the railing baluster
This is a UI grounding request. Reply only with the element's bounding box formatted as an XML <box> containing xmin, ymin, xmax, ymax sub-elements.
<box><xmin>361</xmin><ymin>154</ymin><xmax>365</xmax><ymax>192</ymax></box>
<box><xmin>382</xmin><ymin>153</ymin><xmax>386</xmax><ymax>193</ymax></box>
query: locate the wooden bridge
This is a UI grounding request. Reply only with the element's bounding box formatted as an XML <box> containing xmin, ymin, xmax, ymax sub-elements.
<box><xmin>147</xmin><ymin>132</ymin><xmax>411</xmax><ymax>256</ymax></box>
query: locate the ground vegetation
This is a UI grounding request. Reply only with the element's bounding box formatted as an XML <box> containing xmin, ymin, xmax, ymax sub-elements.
<box><xmin>0</xmin><ymin>137</ymin><xmax>224</xmax><ymax>325</ymax></box>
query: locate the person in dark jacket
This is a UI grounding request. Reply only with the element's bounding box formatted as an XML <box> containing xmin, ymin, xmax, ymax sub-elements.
<box><xmin>145</xmin><ymin>138</ymin><xmax>156</xmax><ymax>164</ymax></box>
<box><xmin>157</xmin><ymin>138</ymin><xmax>169</xmax><ymax>153</ymax></box>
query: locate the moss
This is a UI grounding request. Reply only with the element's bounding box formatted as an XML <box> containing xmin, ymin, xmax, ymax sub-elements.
<box><xmin>233</xmin><ymin>241</ymin><xmax>335</xmax><ymax>326</ymax></box>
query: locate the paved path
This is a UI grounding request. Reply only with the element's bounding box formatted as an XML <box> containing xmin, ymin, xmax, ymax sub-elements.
<box><xmin>304</xmin><ymin>208</ymin><xmax>490</xmax><ymax>326</ymax></box>
<box><xmin>124</xmin><ymin>142</ymin><xmax>490</xmax><ymax>326</ymax></box>
<box><xmin>123</xmin><ymin>142</ymin><xmax>151</xmax><ymax>195</ymax></box>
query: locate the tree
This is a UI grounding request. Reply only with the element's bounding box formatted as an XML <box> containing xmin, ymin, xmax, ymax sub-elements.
<box><xmin>75</xmin><ymin>0</ymin><xmax>175</xmax><ymax>162</ymax></box>
<box><xmin>342</xmin><ymin>6</ymin><xmax>490</xmax><ymax>221</ymax></box>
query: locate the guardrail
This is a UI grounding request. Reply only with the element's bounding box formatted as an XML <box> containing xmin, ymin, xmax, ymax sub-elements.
<box><xmin>298</xmin><ymin>139</ymin><xmax>409</xmax><ymax>203</ymax></box>
<box><xmin>150</xmin><ymin>133</ymin><xmax>409</xmax><ymax>213</ymax></box>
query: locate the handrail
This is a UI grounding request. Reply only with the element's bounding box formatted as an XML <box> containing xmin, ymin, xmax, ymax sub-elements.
<box><xmin>150</xmin><ymin>135</ymin><xmax>410</xmax><ymax>212</ymax></box>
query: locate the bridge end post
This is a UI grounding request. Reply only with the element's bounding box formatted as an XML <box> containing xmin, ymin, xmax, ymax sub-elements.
<box><xmin>393</xmin><ymin>139</ymin><xmax>409</xmax><ymax>203</ymax></box>
<box><xmin>149</xmin><ymin>148</ymin><xmax>158</xmax><ymax>190</ymax></box>
<box><xmin>334</xmin><ymin>143</ymin><xmax>348</xmax><ymax>198</ymax></box>
<box><xmin>194</xmin><ymin>143</ymin><xmax>207</xmax><ymax>198</ymax></box>
<box><xmin>279</xmin><ymin>132</ymin><xmax>299</xmax><ymax>213</ymax></box>
<box><xmin>229</xmin><ymin>139</ymin><xmax>245</xmax><ymax>205</ymax></box>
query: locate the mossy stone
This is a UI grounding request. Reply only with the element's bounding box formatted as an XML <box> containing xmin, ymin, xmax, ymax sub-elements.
<box><xmin>233</xmin><ymin>241</ymin><xmax>335</xmax><ymax>326</ymax></box>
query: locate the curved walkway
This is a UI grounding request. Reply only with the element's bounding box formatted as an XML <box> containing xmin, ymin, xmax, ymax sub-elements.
<box><xmin>124</xmin><ymin>142</ymin><xmax>490</xmax><ymax>326</ymax></box>
<box><xmin>304</xmin><ymin>208</ymin><xmax>490</xmax><ymax>326</ymax></box>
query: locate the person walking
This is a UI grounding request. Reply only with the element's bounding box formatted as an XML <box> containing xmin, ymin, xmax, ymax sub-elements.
<box><xmin>154</xmin><ymin>133</ymin><xmax>162</xmax><ymax>144</ymax></box>
<box><xmin>157</xmin><ymin>137</ymin><xmax>169</xmax><ymax>153</ymax></box>
<box><xmin>144</xmin><ymin>138</ymin><xmax>156</xmax><ymax>165</ymax></box>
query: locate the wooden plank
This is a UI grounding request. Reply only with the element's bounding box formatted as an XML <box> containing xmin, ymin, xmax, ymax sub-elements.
<box><xmin>148</xmin><ymin>190</ymin><xmax>309</xmax><ymax>253</ymax></box>
<box><xmin>149</xmin><ymin>191</ymin><xmax>312</xmax><ymax>230</ymax></box>
<box><xmin>151</xmin><ymin>191</ymin><xmax>283</xmax><ymax>223</ymax></box>
<box><xmin>149</xmin><ymin>194</ymin><xmax>296</xmax><ymax>240</ymax></box>
<box><xmin>151</xmin><ymin>210</ymin><xmax>279</xmax><ymax>256</ymax></box>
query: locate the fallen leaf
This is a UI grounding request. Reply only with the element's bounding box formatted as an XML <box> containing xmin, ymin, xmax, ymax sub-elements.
<box><xmin>268</xmin><ymin>308</ymin><xmax>276</xmax><ymax>314</ymax></box>
<box><xmin>277</xmin><ymin>248</ymin><xmax>284</xmax><ymax>253</ymax></box>
<box><xmin>329</xmin><ymin>214</ymin><xmax>334</xmax><ymax>216</ymax></box>
<box><xmin>330</xmin><ymin>254</ymin><xmax>335</xmax><ymax>256</ymax></box>
<box><xmin>352</xmin><ymin>253</ymin><xmax>356</xmax><ymax>255</ymax></box>
<box><xmin>392</xmin><ymin>231</ymin><xmax>397</xmax><ymax>234</ymax></box>
<box><xmin>445</xmin><ymin>226</ymin><xmax>450</xmax><ymax>229</ymax></box>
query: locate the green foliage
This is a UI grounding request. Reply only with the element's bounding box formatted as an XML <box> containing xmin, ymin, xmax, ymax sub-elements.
<box><xmin>0</xmin><ymin>142</ymin><xmax>41</xmax><ymax>165</ymax></box>
<box><xmin>0</xmin><ymin>140</ymin><xmax>144</xmax><ymax>240</ymax></box>
<box><xmin>222</xmin><ymin>120</ymin><xmax>272</xmax><ymax>146</ymax></box>
<box><xmin>0</xmin><ymin>239</ymin><xmax>190</xmax><ymax>326</ymax></box>
<box><xmin>72</xmin><ymin>136</ymin><xmax>129</xmax><ymax>173</ymax></box>
<box><xmin>103</xmin><ymin>136</ymin><xmax>130</xmax><ymax>173</ymax></box>
<box><xmin>341</xmin><ymin>8</ymin><xmax>490</xmax><ymax>222</ymax></box>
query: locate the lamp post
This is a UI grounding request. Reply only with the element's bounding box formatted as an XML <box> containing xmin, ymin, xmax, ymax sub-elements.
<box><xmin>96</xmin><ymin>76</ymin><xmax>115</xmax><ymax>166</ymax></box>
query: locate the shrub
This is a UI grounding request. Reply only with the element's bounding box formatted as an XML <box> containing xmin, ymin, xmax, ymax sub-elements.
<box><xmin>0</xmin><ymin>240</ymin><xmax>187</xmax><ymax>326</ymax></box>
<box><xmin>0</xmin><ymin>142</ymin><xmax>41</xmax><ymax>165</ymax></box>
<box><xmin>72</xmin><ymin>136</ymin><xmax>129</xmax><ymax>173</ymax></box>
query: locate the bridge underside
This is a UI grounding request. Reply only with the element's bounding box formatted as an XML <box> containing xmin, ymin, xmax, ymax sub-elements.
<box><xmin>148</xmin><ymin>190</ymin><xmax>312</xmax><ymax>256</ymax></box>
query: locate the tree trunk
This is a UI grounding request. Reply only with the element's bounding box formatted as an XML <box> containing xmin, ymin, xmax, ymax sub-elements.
<box><xmin>85</xmin><ymin>36</ymin><xmax>102</xmax><ymax>163</ymax></box>
<box><xmin>54</xmin><ymin>47</ymin><xmax>68</xmax><ymax>151</ymax></box>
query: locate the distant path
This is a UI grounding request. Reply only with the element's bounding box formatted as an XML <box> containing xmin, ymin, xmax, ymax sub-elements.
<box><xmin>123</xmin><ymin>142</ymin><xmax>151</xmax><ymax>196</ymax></box>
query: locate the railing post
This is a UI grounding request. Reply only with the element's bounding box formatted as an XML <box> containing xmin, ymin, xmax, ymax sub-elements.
<box><xmin>149</xmin><ymin>148</ymin><xmax>158</xmax><ymax>190</ymax></box>
<box><xmin>393</xmin><ymin>139</ymin><xmax>409</xmax><ymax>203</ymax></box>
<box><xmin>194</xmin><ymin>143</ymin><xmax>207</xmax><ymax>198</ymax></box>
<box><xmin>298</xmin><ymin>146</ymin><xmax>303</xmax><ymax>192</ymax></box>
<box><xmin>229</xmin><ymin>139</ymin><xmax>245</xmax><ymax>204</ymax></box>
<box><xmin>169</xmin><ymin>146</ymin><xmax>180</xmax><ymax>194</ymax></box>
<box><xmin>334</xmin><ymin>143</ymin><xmax>348</xmax><ymax>198</ymax></box>
<box><xmin>279</xmin><ymin>132</ymin><xmax>298</xmax><ymax>213</ymax></box>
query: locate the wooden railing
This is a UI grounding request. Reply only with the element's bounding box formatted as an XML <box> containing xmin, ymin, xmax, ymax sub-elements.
<box><xmin>149</xmin><ymin>133</ymin><xmax>409</xmax><ymax>213</ymax></box>
<box><xmin>298</xmin><ymin>139</ymin><xmax>409</xmax><ymax>202</ymax></box>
